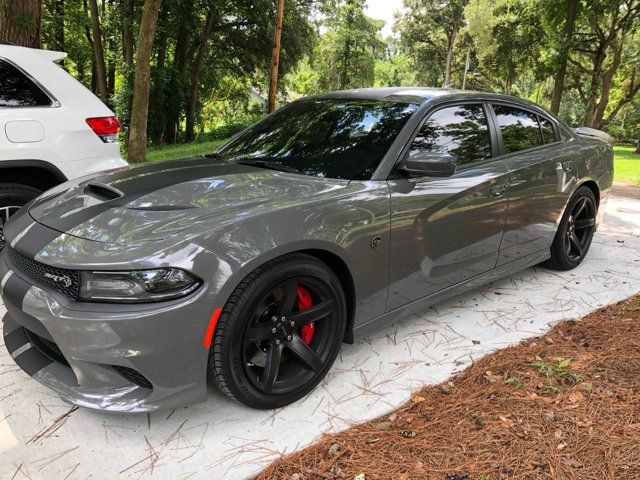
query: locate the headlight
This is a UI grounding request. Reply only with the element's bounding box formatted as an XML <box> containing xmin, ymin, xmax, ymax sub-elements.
<box><xmin>79</xmin><ymin>268</ymin><xmax>201</xmax><ymax>303</ymax></box>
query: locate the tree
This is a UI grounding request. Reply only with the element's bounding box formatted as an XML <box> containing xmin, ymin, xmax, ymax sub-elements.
<box><xmin>122</xmin><ymin>0</ymin><xmax>135</xmax><ymax>67</ymax></box>
<box><xmin>128</xmin><ymin>0</ymin><xmax>162</xmax><ymax>164</ymax></box>
<box><xmin>549</xmin><ymin>0</ymin><xmax>578</xmax><ymax>115</ymax></box>
<box><xmin>268</xmin><ymin>0</ymin><xmax>285</xmax><ymax>113</ymax></box>
<box><xmin>185</xmin><ymin>11</ymin><xmax>215</xmax><ymax>142</ymax></box>
<box><xmin>312</xmin><ymin>0</ymin><xmax>384</xmax><ymax>91</ymax></box>
<box><xmin>398</xmin><ymin>0</ymin><xmax>468</xmax><ymax>87</ymax></box>
<box><xmin>464</xmin><ymin>0</ymin><xmax>544</xmax><ymax>94</ymax></box>
<box><xmin>43</xmin><ymin>0</ymin><xmax>64</xmax><ymax>54</ymax></box>
<box><xmin>568</xmin><ymin>0</ymin><xmax>640</xmax><ymax>128</ymax></box>
<box><xmin>0</xmin><ymin>0</ymin><xmax>42</xmax><ymax>47</ymax></box>
<box><xmin>87</xmin><ymin>0</ymin><xmax>108</xmax><ymax>103</ymax></box>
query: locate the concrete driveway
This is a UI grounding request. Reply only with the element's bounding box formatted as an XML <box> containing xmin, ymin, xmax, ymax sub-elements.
<box><xmin>2</xmin><ymin>189</ymin><xmax>640</xmax><ymax>480</ymax></box>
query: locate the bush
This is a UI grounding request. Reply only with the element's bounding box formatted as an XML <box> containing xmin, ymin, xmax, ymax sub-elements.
<box><xmin>208</xmin><ymin>114</ymin><xmax>265</xmax><ymax>140</ymax></box>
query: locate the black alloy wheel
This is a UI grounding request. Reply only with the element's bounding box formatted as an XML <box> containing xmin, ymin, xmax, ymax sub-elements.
<box><xmin>564</xmin><ymin>195</ymin><xmax>596</xmax><ymax>262</ymax></box>
<box><xmin>242</xmin><ymin>276</ymin><xmax>338</xmax><ymax>395</ymax></box>
<box><xmin>208</xmin><ymin>253</ymin><xmax>347</xmax><ymax>409</ymax></box>
<box><xmin>545</xmin><ymin>186</ymin><xmax>597</xmax><ymax>271</ymax></box>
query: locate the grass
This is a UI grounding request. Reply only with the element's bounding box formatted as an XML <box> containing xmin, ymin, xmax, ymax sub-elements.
<box><xmin>144</xmin><ymin>139</ymin><xmax>227</xmax><ymax>163</ymax></box>
<box><xmin>141</xmin><ymin>140</ymin><xmax>639</xmax><ymax>185</ymax></box>
<box><xmin>614</xmin><ymin>145</ymin><xmax>640</xmax><ymax>185</ymax></box>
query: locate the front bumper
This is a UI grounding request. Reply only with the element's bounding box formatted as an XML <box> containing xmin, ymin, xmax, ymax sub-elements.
<box><xmin>0</xmin><ymin>246</ymin><xmax>214</xmax><ymax>413</ymax></box>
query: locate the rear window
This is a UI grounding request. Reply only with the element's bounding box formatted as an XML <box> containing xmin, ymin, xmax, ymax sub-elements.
<box><xmin>493</xmin><ymin>105</ymin><xmax>543</xmax><ymax>153</ymax></box>
<box><xmin>0</xmin><ymin>59</ymin><xmax>52</xmax><ymax>107</ymax></box>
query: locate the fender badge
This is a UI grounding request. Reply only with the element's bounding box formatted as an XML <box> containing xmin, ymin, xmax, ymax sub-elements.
<box><xmin>370</xmin><ymin>235</ymin><xmax>382</xmax><ymax>250</ymax></box>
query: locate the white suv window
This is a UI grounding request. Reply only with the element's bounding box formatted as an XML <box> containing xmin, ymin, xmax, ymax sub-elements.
<box><xmin>0</xmin><ymin>59</ymin><xmax>52</xmax><ymax>108</ymax></box>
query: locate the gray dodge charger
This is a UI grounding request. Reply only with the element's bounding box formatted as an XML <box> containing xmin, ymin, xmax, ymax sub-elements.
<box><xmin>0</xmin><ymin>88</ymin><xmax>613</xmax><ymax>412</ymax></box>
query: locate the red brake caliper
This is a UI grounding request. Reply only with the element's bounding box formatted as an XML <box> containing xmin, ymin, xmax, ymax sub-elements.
<box><xmin>296</xmin><ymin>285</ymin><xmax>315</xmax><ymax>344</ymax></box>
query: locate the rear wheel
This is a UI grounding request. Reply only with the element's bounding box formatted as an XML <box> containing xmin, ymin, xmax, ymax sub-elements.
<box><xmin>544</xmin><ymin>186</ymin><xmax>597</xmax><ymax>271</ymax></box>
<box><xmin>0</xmin><ymin>183</ymin><xmax>42</xmax><ymax>250</ymax></box>
<box><xmin>208</xmin><ymin>253</ymin><xmax>347</xmax><ymax>409</ymax></box>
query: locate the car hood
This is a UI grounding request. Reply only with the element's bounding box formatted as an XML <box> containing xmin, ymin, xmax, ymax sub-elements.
<box><xmin>28</xmin><ymin>156</ymin><xmax>349</xmax><ymax>244</ymax></box>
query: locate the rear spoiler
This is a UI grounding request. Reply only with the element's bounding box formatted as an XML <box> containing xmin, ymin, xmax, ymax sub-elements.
<box><xmin>37</xmin><ymin>49</ymin><xmax>67</xmax><ymax>64</ymax></box>
<box><xmin>574</xmin><ymin>126</ymin><xmax>612</xmax><ymax>143</ymax></box>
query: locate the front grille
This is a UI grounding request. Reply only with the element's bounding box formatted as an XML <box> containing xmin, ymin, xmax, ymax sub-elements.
<box><xmin>112</xmin><ymin>365</ymin><xmax>153</xmax><ymax>389</ymax></box>
<box><xmin>24</xmin><ymin>328</ymin><xmax>70</xmax><ymax>367</ymax></box>
<box><xmin>8</xmin><ymin>247</ymin><xmax>80</xmax><ymax>299</ymax></box>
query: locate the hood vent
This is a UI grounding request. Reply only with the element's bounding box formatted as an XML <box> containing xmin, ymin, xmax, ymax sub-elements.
<box><xmin>84</xmin><ymin>182</ymin><xmax>124</xmax><ymax>200</ymax></box>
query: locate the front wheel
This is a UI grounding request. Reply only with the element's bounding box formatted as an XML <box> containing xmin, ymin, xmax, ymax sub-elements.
<box><xmin>208</xmin><ymin>253</ymin><xmax>347</xmax><ymax>409</ymax></box>
<box><xmin>544</xmin><ymin>186</ymin><xmax>597</xmax><ymax>271</ymax></box>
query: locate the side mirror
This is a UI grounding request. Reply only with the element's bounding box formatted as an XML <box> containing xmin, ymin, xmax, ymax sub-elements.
<box><xmin>400</xmin><ymin>151</ymin><xmax>457</xmax><ymax>177</ymax></box>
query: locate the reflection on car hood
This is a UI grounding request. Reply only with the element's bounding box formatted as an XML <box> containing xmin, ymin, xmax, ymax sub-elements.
<box><xmin>29</xmin><ymin>156</ymin><xmax>349</xmax><ymax>244</ymax></box>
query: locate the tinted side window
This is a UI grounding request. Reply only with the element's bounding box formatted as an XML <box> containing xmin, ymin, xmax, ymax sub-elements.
<box><xmin>539</xmin><ymin>116</ymin><xmax>556</xmax><ymax>143</ymax></box>
<box><xmin>559</xmin><ymin>124</ymin><xmax>573</xmax><ymax>141</ymax></box>
<box><xmin>493</xmin><ymin>105</ymin><xmax>543</xmax><ymax>153</ymax></box>
<box><xmin>411</xmin><ymin>104</ymin><xmax>492</xmax><ymax>166</ymax></box>
<box><xmin>0</xmin><ymin>59</ymin><xmax>52</xmax><ymax>107</ymax></box>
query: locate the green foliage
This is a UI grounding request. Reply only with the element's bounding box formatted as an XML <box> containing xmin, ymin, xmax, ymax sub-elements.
<box><xmin>505</xmin><ymin>375</ymin><xmax>523</xmax><ymax>389</ymax></box>
<box><xmin>38</xmin><ymin>0</ymin><xmax>640</xmax><ymax>150</ymax></box>
<box><xmin>614</xmin><ymin>146</ymin><xmax>640</xmax><ymax>186</ymax></box>
<box><xmin>145</xmin><ymin>138</ymin><xmax>228</xmax><ymax>163</ymax></box>
<box><xmin>464</xmin><ymin>0</ymin><xmax>545</xmax><ymax>94</ymax></box>
<box><xmin>531</xmin><ymin>357</ymin><xmax>582</xmax><ymax>393</ymax></box>
<box><xmin>397</xmin><ymin>0</ymin><xmax>468</xmax><ymax>87</ymax></box>
<box><xmin>308</xmin><ymin>0</ymin><xmax>386</xmax><ymax>92</ymax></box>
<box><xmin>374</xmin><ymin>39</ymin><xmax>416</xmax><ymax>87</ymax></box>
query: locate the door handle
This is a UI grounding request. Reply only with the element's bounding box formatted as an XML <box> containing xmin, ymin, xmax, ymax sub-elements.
<box><xmin>490</xmin><ymin>184</ymin><xmax>508</xmax><ymax>197</ymax></box>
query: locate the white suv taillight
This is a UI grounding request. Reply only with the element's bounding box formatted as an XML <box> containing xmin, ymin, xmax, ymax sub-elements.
<box><xmin>86</xmin><ymin>116</ymin><xmax>120</xmax><ymax>143</ymax></box>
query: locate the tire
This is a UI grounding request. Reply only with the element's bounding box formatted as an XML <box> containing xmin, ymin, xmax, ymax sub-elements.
<box><xmin>0</xmin><ymin>183</ymin><xmax>42</xmax><ymax>250</ymax></box>
<box><xmin>208</xmin><ymin>253</ymin><xmax>347</xmax><ymax>409</ymax></box>
<box><xmin>544</xmin><ymin>186</ymin><xmax>597</xmax><ymax>271</ymax></box>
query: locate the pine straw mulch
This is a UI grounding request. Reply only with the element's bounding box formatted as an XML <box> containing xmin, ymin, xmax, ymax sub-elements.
<box><xmin>258</xmin><ymin>294</ymin><xmax>640</xmax><ymax>480</ymax></box>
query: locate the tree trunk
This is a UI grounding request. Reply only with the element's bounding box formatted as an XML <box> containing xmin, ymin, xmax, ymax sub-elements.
<box><xmin>581</xmin><ymin>42</ymin><xmax>606</xmax><ymax>127</ymax></box>
<box><xmin>164</xmin><ymin>23</ymin><xmax>190</xmax><ymax>143</ymax></box>
<box><xmin>550</xmin><ymin>0</ymin><xmax>578</xmax><ymax>115</ymax></box>
<box><xmin>127</xmin><ymin>0</ymin><xmax>162</xmax><ymax>164</ymax></box>
<box><xmin>443</xmin><ymin>28</ymin><xmax>457</xmax><ymax>87</ymax></box>
<box><xmin>0</xmin><ymin>0</ymin><xmax>42</xmax><ymax>47</ymax></box>
<box><xmin>52</xmin><ymin>0</ymin><xmax>64</xmax><ymax>51</ymax></box>
<box><xmin>339</xmin><ymin>3</ymin><xmax>354</xmax><ymax>90</ymax></box>
<box><xmin>504</xmin><ymin>62</ymin><xmax>514</xmax><ymax>95</ymax></box>
<box><xmin>592</xmin><ymin>38</ymin><xmax>623</xmax><ymax>129</ymax></box>
<box><xmin>267</xmin><ymin>0</ymin><xmax>285</xmax><ymax>114</ymax></box>
<box><xmin>156</xmin><ymin>33</ymin><xmax>167</xmax><ymax>69</ymax></box>
<box><xmin>87</xmin><ymin>0</ymin><xmax>108</xmax><ymax>103</ymax></box>
<box><xmin>636</xmin><ymin>138</ymin><xmax>640</xmax><ymax>154</ymax></box>
<box><xmin>122</xmin><ymin>0</ymin><xmax>134</xmax><ymax>67</ymax></box>
<box><xmin>185</xmin><ymin>12</ymin><xmax>215</xmax><ymax>143</ymax></box>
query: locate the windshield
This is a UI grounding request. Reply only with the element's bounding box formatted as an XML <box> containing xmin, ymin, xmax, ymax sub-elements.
<box><xmin>219</xmin><ymin>98</ymin><xmax>419</xmax><ymax>180</ymax></box>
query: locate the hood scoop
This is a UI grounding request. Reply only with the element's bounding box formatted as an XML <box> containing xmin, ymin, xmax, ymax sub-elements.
<box><xmin>84</xmin><ymin>182</ymin><xmax>124</xmax><ymax>200</ymax></box>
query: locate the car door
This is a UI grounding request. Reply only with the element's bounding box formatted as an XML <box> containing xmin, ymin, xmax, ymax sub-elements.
<box><xmin>386</xmin><ymin>102</ymin><xmax>510</xmax><ymax>311</ymax></box>
<box><xmin>489</xmin><ymin>103</ymin><xmax>575</xmax><ymax>266</ymax></box>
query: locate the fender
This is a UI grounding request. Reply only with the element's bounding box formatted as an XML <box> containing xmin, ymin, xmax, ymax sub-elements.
<box><xmin>0</xmin><ymin>160</ymin><xmax>68</xmax><ymax>190</ymax></box>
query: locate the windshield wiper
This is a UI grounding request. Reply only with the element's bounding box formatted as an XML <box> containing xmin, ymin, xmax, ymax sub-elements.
<box><xmin>203</xmin><ymin>152</ymin><xmax>225</xmax><ymax>159</ymax></box>
<box><xmin>236</xmin><ymin>159</ymin><xmax>300</xmax><ymax>174</ymax></box>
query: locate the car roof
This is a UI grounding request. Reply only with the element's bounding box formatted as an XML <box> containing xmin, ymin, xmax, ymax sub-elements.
<box><xmin>0</xmin><ymin>43</ymin><xmax>67</xmax><ymax>62</ymax></box>
<box><xmin>309</xmin><ymin>87</ymin><xmax>548</xmax><ymax>112</ymax></box>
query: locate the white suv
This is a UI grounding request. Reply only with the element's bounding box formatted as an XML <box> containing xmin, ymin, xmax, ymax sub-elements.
<box><xmin>0</xmin><ymin>42</ymin><xmax>127</xmax><ymax>247</ymax></box>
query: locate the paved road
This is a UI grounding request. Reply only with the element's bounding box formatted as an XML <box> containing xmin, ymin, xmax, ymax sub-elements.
<box><xmin>1</xmin><ymin>191</ymin><xmax>640</xmax><ymax>480</ymax></box>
